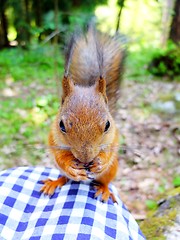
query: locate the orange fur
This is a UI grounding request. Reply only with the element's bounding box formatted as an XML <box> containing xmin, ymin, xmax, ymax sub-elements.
<box><xmin>40</xmin><ymin>27</ymin><xmax>124</xmax><ymax>202</ymax></box>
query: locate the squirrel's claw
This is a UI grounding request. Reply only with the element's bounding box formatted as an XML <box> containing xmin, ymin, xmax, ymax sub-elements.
<box><xmin>93</xmin><ymin>183</ymin><xmax>117</xmax><ymax>203</ymax></box>
<box><xmin>86</xmin><ymin>170</ymin><xmax>95</xmax><ymax>180</ymax></box>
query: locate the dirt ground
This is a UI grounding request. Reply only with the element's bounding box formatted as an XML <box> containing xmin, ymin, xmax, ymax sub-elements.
<box><xmin>113</xmin><ymin>79</ymin><xmax>180</xmax><ymax>219</ymax></box>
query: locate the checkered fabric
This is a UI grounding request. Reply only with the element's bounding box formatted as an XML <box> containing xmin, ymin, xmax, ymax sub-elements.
<box><xmin>0</xmin><ymin>167</ymin><xmax>145</xmax><ymax>240</ymax></box>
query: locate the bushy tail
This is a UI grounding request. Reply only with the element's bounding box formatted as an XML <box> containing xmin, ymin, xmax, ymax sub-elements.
<box><xmin>64</xmin><ymin>26</ymin><xmax>126</xmax><ymax>116</ymax></box>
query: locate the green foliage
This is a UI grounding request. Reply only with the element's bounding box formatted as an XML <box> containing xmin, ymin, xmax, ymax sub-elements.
<box><xmin>3</xmin><ymin>0</ymin><xmax>107</xmax><ymax>45</ymax></box>
<box><xmin>145</xmin><ymin>199</ymin><xmax>158</xmax><ymax>210</ymax></box>
<box><xmin>140</xmin><ymin>209</ymin><xmax>177</xmax><ymax>240</ymax></box>
<box><xmin>0</xmin><ymin>45</ymin><xmax>63</xmax><ymax>168</ymax></box>
<box><xmin>125</xmin><ymin>47</ymin><xmax>156</xmax><ymax>82</ymax></box>
<box><xmin>158</xmin><ymin>185</ymin><xmax>166</xmax><ymax>194</ymax></box>
<box><xmin>43</xmin><ymin>11</ymin><xmax>58</xmax><ymax>31</ymax></box>
<box><xmin>173</xmin><ymin>176</ymin><xmax>180</xmax><ymax>187</ymax></box>
<box><xmin>141</xmin><ymin>188</ymin><xmax>180</xmax><ymax>239</ymax></box>
<box><xmin>148</xmin><ymin>42</ymin><xmax>180</xmax><ymax>78</ymax></box>
<box><xmin>0</xmin><ymin>46</ymin><xmax>64</xmax><ymax>82</ymax></box>
<box><xmin>125</xmin><ymin>42</ymin><xmax>180</xmax><ymax>82</ymax></box>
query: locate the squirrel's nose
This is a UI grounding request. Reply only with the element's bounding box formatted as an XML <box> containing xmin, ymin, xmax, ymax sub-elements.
<box><xmin>72</xmin><ymin>149</ymin><xmax>93</xmax><ymax>163</ymax></box>
<box><xmin>79</xmin><ymin>154</ymin><xmax>94</xmax><ymax>163</ymax></box>
<box><xmin>73</xmin><ymin>145</ymin><xmax>98</xmax><ymax>163</ymax></box>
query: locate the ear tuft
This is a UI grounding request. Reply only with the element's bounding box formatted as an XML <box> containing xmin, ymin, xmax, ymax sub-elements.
<box><xmin>62</xmin><ymin>76</ymin><xmax>74</xmax><ymax>103</ymax></box>
<box><xmin>96</xmin><ymin>77</ymin><xmax>108</xmax><ymax>103</ymax></box>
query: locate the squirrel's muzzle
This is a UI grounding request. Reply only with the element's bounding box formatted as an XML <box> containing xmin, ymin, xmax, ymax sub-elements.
<box><xmin>72</xmin><ymin>146</ymin><xmax>99</xmax><ymax>163</ymax></box>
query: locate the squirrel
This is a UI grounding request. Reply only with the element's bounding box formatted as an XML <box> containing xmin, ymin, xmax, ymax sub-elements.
<box><xmin>40</xmin><ymin>26</ymin><xmax>125</xmax><ymax>202</ymax></box>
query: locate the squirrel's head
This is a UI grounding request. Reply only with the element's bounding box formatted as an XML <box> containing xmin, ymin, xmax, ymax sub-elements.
<box><xmin>55</xmin><ymin>76</ymin><xmax>115</xmax><ymax>163</ymax></box>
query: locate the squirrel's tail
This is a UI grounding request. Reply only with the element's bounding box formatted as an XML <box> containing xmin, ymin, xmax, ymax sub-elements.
<box><xmin>64</xmin><ymin>26</ymin><xmax>126</xmax><ymax>116</ymax></box>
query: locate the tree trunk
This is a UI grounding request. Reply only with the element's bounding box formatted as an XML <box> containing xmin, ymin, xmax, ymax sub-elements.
<box><xmin>15</xmin><ymin>0</ymin><xmax>31</xmax><ymax>46</ymax></box>
<box><xmin>24</xmin><ymin>0</ymin><xmax>31</xmax><ymax>43</ymax></box>
<box><xmin>54</xmin><ymin>0</ymin><xmax>61</xmax><ymax>97</ymax></box>
<box><xmin>161</xmin><ymin>0</ymin><xmax>174</xmax><ymax>47</ymax></box>
<box><xmin>0</xmin><ymin>0</ymin><xmax>9</xmax><ymax>48</ymax></box>
<box><xmin>34</xmin><ymin>0</ymin><xmax>42</xmax><ymax>41</ymax></box>
<box><xmin>0</xmin><ymin>10</ymin><xmax>9</xmax><ymax>48</ymax></box>
<box><xmin>116</xmin><ymin>0</ymin><xmax>125</xmax><ymax>33</ymax></box>
<box><xmin>169</xmin><ymin>0</ymin><xmax>180</xmax><ymax>44</ymax></box>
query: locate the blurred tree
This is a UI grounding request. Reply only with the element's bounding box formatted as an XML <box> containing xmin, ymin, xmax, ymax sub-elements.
<box><xmin>0</xmin><ymin>0</ymin><xmax>9</xmax><ymax>48</ymax></box>
<box><xmin>147</xmin><ymin>0</ymin><xmax>180</xmax><ymax>78</ymax></box>
<box><xmin>32</xmin><ymin>0</ymin><xmax>42</xmax><ymax>41</ymax></box>
<box><xmin>24</xmin><ymin>0</ymin><xmax>31</xmax><ymax>43</ymax></box>
<box><xmin>0</xmin><ymin>0</ymin><xmax>108</xmax><ymax>47</ymax></box>
<box><xmin>161</xmin><ymin>0</ymin><xmax>174</xmax><ymax>47</ymax></box>
<box><xmin>11</xmin><ymin>0</ymin><xmax>32</xmax><ymax>46</ymax></box>
<box><xmin>116</xmin><ymin>0</ymin><xmax>126</xmax><ymax>33</ymax></box>
<box><xmin>169</xmin><ymin>0</ymin><xmax>180</xmax><ymax>44</ymax></box>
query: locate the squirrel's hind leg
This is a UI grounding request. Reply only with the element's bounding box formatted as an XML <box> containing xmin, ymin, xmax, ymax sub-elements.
<box><xmin>40</xmin><ymin>176</ymin><xmax>68</xmax><ymax>196</ymax></box>
<box><xmin>93</xmin><ymin>182</ymin><xmax>117</xmax><ymax>203</ymax></box>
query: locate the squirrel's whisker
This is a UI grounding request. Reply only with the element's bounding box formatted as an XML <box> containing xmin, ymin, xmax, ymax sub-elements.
<box><xmin>25</xmin><ymin>144</ymin><xmax>71</xmax><ymax>151</ymax></box>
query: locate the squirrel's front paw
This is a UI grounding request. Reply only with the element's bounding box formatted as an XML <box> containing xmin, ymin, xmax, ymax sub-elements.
<box><xmin>67</xmin><ymin>160</ymin><xmax>88</xmax><ymax>181</ymax></box>
<box><xmin>82</xmin><ymin>158</ymin><xmax>102</xmax><ymax>180</ymax></box>
<box><xmin>88</xmin><ymin>157</ymin><xmax>102</xmax><ymax>174</ymax></box>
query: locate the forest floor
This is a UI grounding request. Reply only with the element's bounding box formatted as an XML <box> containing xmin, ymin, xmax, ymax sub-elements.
<box><xmin>114</xmin><ymin>79</ymin><xmax>180</xmax><ymax>219</ymax></box>
<box><xmin>0</xmin><ymin>75</ymin><xmax>180</xmax><ymax>220</ymax></box>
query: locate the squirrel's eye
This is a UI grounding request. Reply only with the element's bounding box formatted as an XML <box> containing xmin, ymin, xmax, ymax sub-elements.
<box><xmin>59</xmin><ymin>120</ymin><xmax>66</xmax><ymax>133</ymax></box>
<box><xmin>104</xmin><ymin>120</ymin><xmax>110</xmax><ymax>132</ymax></box>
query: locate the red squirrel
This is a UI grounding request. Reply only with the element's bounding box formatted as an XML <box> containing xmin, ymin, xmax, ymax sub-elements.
<box><xmin>40</xmin><ymin>27</ymin><xmax>124</xmax><ymax>202</ymax></box>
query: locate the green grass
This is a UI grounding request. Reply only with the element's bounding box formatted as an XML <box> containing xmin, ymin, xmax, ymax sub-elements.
<box><xmin>0</xmin><ymin>45</ymin><xmax>64</xmax><ymax>84</ymax></box>
<box><xmin>125</xmin><ymin>44</ymin><xmax>180</xmax><ymax>82</ymax></box>
<box><xmin>0</xmin><ymin>45</ymin><xmax>64</xmax><ymax>169</ymax></box>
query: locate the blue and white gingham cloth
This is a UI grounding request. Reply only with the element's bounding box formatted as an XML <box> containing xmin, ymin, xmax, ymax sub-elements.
<box><xmin>0</xmin><ymin>167</ymin><xmax>145</xmax><ymax>240</ymax></box>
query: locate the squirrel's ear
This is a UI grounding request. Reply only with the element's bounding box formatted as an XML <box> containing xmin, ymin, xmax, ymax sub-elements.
<box><xmin>62</xmin><ymin>76</ymin><xmax>74</xmax><ymax>104</ymax></box>
<box><xmin>95</xmin><ymin>77</ymin><xmax>108</xmax><ymax>104</ymax></box>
